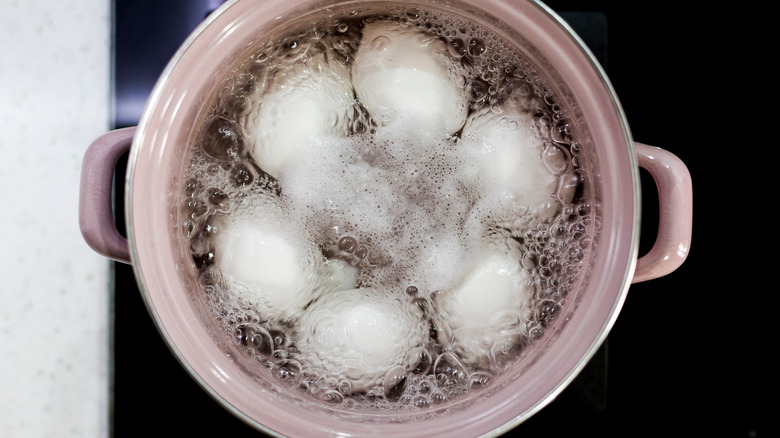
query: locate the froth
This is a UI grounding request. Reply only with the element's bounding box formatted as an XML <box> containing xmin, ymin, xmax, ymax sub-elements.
<box><xmin>281</xmin><ymin>122</ymin><xmax>475</xmax><ymax>296</ymax></box>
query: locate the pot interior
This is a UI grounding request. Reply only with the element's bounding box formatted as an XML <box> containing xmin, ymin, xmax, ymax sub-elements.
<box><xmin>126</xmin><ymin>0</ymin><xmax>638</xmax><ymax>436</ymax></box>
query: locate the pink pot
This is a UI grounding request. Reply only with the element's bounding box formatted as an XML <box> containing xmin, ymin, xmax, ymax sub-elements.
<box><xmin>80</xmin><ymin>0</ymin><xmax>692</xmax><ymax>436</ymax></box>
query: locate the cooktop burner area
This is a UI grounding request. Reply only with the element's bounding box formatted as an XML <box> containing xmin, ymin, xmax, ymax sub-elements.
<box><xmin>110</xmin><ymin>1</ymin><xmax>747</xmax><ymax>436</ymax></box>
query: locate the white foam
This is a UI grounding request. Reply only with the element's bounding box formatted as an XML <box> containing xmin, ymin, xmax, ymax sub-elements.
<box><xmin>212</xmin><ymin>201</ymin><xmax>320</xmax><ymax>318</ymax></box>
<box><xmin>352</xmin><ymin>20</ymin><xmax>468</xmax><ymax>135</ymax></box>
<box><xmin>409</xmin><ymin>232</ymin><xmax>468</xmax><ymax>295</ymax></box>
<box><xmin>244</xmin><ymin>53</ymin><xmax>355</xmax><ymax>179</ymax></box>
<box><xmin>297</xmin><ymin>288</ymin><xmax>424</xmax><ymax>391</ymax></box>
<box><xmin>460</xmin><ymin>107</ymin><xmax>558</xmax><ymax>218</ymax></box>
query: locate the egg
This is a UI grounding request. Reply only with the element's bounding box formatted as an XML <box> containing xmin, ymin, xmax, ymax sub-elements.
<box><xmin>244</xmin><ymin>54</ymin><xmax>355</xmax><ymax>179</ymax></box>
<box><xmin>297</xmin><ymin>288</ymin><xmax>424</xmax><ymax>391</ymax></box>
<box><xmin>213</xmin><ymin>210</ymin><xmax>318</xmax><ymax>318</ymax></box>
<box><xmin>352</xmin><ymin>20</ymin><xmax>468</xmax><ymax>135</ymax></box>
<box><xmin>439</xmin><ymin>249</ymin><xmax>532</xmax><ymax>367</ymax></box>
<box><xmin>460</xmin><ymin>107</ymin><xmax>558</xmax><ymax>218</ymax></box>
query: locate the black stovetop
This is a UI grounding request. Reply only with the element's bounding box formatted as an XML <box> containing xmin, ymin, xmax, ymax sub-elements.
<box><xmin>110</xmin><ymin>1</ymin><xmax>759</xmax><ymax>436</ymax></box>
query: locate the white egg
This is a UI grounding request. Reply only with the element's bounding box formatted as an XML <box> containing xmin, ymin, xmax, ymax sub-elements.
<box><xmin>245</xmin><ymin>54</ymin><xmax>354</xmax><ymax>179</ymax></box>
<box><xmin>213</xmin><ymin>212</ymin><xmax>317</xmax><ymax>317</ymax></box>
<box><xmin>298</xmin><ymin>288</ymin><xmax>423</xmax><ymax>391</ymax></box>
<box><xmin>460</xmin><ymin>107</ymin><xmax>558</xmax><ymax>217</ymax></box>
<box><xmin>352</xmin><ymin>20</ymin><xmax>467</xmax><ymax>135</ymax></box>
<box><xmin>439</xmin><ymin>250</ymin><xmax>532</xmax><ymax>367</ymax></box>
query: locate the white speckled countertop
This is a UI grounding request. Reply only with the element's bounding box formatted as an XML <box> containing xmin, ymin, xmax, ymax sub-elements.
<box><xmin>1</xmin><ymin>1</ymin><xmax>111</xmax><ymax>436</ymax></box>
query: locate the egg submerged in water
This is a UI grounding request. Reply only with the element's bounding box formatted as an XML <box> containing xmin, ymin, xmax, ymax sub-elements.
<box><xmin>211</xmin><ymin>199</ymin><xmax>322</xmax><ymax>320</ymax></box>
<box><xmin>459</xmin><ymin>105</ymin><xmax>560</xmax><ymax>220</ymax></box>
<box><xmin>352</xmin><ymin>20</ymin><xmax>468</xmax><ymax>136</ymax></box>
<box><xmin>297</xmin><ymin>287</ymin><xmax>426</xmax><ymax>393</ymax></box>
<box><xmin>437</xmin><ymin>248</ymin><xmax>533</xmax><ymax>369</ymax></box>
<box><xmin>243</xmin><ymin>51</ymin><xmax>355</xmax><ymax>180</ymax></box>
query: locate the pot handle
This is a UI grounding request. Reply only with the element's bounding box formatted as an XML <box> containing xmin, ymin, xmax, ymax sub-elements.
<box><xmin>632</xmin><ymin>143</ymin><xmax>692</xmax><ymax>283</ymax></box>
<box><xmin>79</xmin><ymin>127</ymin><xmax>136</xmax><ymax>264</ymax></box>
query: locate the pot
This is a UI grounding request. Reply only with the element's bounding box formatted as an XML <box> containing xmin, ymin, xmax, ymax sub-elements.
<box><xmin>79</xmin><ymin>0</ymin><xmax>692</xmax><ymax>436</ymax></box>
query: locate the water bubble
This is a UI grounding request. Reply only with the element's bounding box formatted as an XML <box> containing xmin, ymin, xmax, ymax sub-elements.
<box><xmin>413</xmin><ymin>396</ymin><xmax>429</xmax><ymax>408</ymax></box>
<box><xmin>541</xmin><ymin>144</ymin><xmax>569</xmax><ymax>175</ymax></box>
<box><xmin>275</xmin><ymin>359</ymin><xmax>302</xmax><ymax>382</ymax></box>
<box><xmin>234</xmin><ymin>326</ymin><xmax>247</xmax><ymax>346</ymax></box>
<box><xmin>551</xmin><ymin>121</ymin><xmax>573</xmax><ymax>144</ymax></box>
<box><xmin>448</xmin><ymin>38</ymin><xmax>467</xmax><ymax>57</ymax></box>
<box><xmin>527</xmin><ymin>324</ymin><xmax>544</xmax><ymax>340</ymax></box>
<box><xmin>543</xmin><ymin>92</ymin><xmax>556</xmax><ymax>106</ymax></box>
<box><xmin>185</xmin><ymin>177</ymin><xmax>201</xmax><ymax>198</ymax></box>
<box><xmin>418</xmin><ymin>377</ymin><xmax>432</xmax><ymax>394</ymax></box>
<box><xmin>231</xmin><ymin>163</ymin><xmax>254</xmax><ymax>187</ymax></box>
<box><xmin>428</xmin><ymin>317</ymin><xmax>451</xmax><ymax>347</ymax></box>
<box><xmin>468</xmin><ymin>37</ymin><xmax>486</xmax><ymax>57</ymax></box>
<box><xmin>184</xmin><ymin>197</ymin><xmax>208</xmax><ymax>221</ymax></box>
<box><xmin>319</xmin><ymin>389</ymin><xmax>345</xmax><ymax>403</ymax></box>
<box><xmin>383</xmin><ymin>365</ymin><xmax>407</xmax><ymax>399</ymax></box>
<box><xmin>201</xmin><ymin>117</ymin><xmax>245</xmax><ymax>161</ymax></box>
<box><xmin>338</xmin><ymin>379</ymin><xmax>353</xmax><ymax>395</ymax></box>
<box><xmin>371</xmin><ymin>35</ymin><xmax>390</xmax><ymax>50</ymax></box>
<box><xmin>536</xmin><ymin>299</ymin><xmax>561</xmax><ymax>327</ymax></box>
<box><xmin>469</xmin><ymin>371</ymin><xmax>491</xmax><ymax>388</ymax></box>
<box><xmin>549</xmin><ymin>223</ymin><xmax>565</xmax><ymax>238</ymax></box>
<box><xmin>248</xmin><ymin>326</ymin><xmax>274</xmax><ymax>356</ymax></box>
<box><xmin>338</xmin><ymin>235</ymin><xmax>358</xmax><ymax>253</ymax></box>
<box><xmin>325</xmin><ymin>377</ymin><xmax>339</xmax><ymax>390</ymax></box>
<box><xmin>406</xmin><ymin>347</ymin><xmax>432</xmax><ymax>375</ymax></box>
<box><xmin>557</xmin><ymin>171</ymin><xmax>582</xmax><ymax>204</ymax></box>
<box><xmin>468</xmin><ymin>79</ymin><xmax>489</xmax><ymax>103</ymax></box>
<box><xmin>433</xmin><ymin>352</ymin><xmax>468</xmax><ymax>385</ymax></box>
<box><xmin>406</xmin><ymin>8</ymin><xmax>422</xmax><ymax>21</ymax></box>
<box><xmin>355</xmin><ymin>245</ymin><xmax>369</xmax><ymax>259</ymax></box>
<box><xmin>270</xmin><ymin>329</ymin><xmax>288</xmax><ymax>348</ymax></box>
<box><xmin>206</xmin><ymin>187</ymin><xmax>230</xmax><ymax>213</ymax></box>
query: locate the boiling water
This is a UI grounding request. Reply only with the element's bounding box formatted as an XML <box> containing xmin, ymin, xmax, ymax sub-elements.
<box><xmin>180</xmin><ymin>5</ymin><xmax>593</xmax><ymax>411</ymax></box>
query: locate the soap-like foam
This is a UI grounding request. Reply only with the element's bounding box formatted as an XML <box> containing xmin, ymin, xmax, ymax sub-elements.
<box><xmin>352</xmin><ymin>20</ymin><xmax>468</xmax><ymax>135</ymax></box>
<box><xmin>279</xmin><ymin>123</ymin><xmax>475</xmax><ymax>298</ymax></box>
